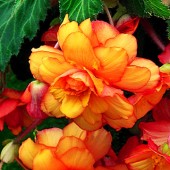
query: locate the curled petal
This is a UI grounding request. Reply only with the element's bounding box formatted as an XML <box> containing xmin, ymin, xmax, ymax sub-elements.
<box><xmin>33</xmin><ymin>149</ymin><xmax>67</xmax><ymax>170</ymax></box>
<box><xmin>36</xmin><ymin>128</ymin><xmax>63</xmax><ymax>147</ymax></box>
<box><xmin>85</xmin><ymin>128</ymin><xmax>112</xmax><ymax>161</ymax></box>
<box><xmin>63</xmin><ymin>32</ymin><xmax>100</xmax><ymax>70</ymax></box>
<box><xmin>94</xmin><ymin>47</ymin><xmax>128</xmax><ymax>83</ymax></box>
<box><xmin>58</xmin><ymin>20</ymin><xmax>80</xmax><ymax>49</ymax></box>
<box><xmin>92</xmin><ymin>21</ymin><xmax>119</xmax><ymax>44</ymax></box>
<box><xmin>60</xmin><ymin>148</ymin><xmax>95</xmax><ymax>170</ymax></box>
<box><xmin>19</xmin><ymin>138</ymin><xmax>45</xmax><ymax>169</ymax></box>
<box><xmin>105</xmin><ymin>34</ymin><xmax>137</xmax><ymax>63</ymax></box>
<box><xmin>114</xmin><ymin>65</ymin><xmax>151</xmax><ymax>92</ymax></box>
<box><xmin>63</xmin><ymin>122</ymin><xmax>87</xmax><ymax>140</ymax></box>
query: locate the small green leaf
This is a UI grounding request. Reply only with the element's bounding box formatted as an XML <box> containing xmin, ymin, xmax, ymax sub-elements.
<box><xmin>103</xmin><ymin>0</ymin><xmax>118</xmax><ymax>8</ymax></box>
<box><xmin>0</xmin><ymin>0</ymin><xmax>50</xmax><ymax>72</ymax></box>
<box><xmin>59</xmin><ymin>0</ymin><xmax>103</xmax><ymax>23</ymax></box>
<box><xmin>166</xmin><ymin>19</ymin><xmax>170</xmax><ymax>40</ymax></box>
<box><xmin>144</xmin><ymin>0</ymin><xmax>170</xmax><ymax>19</ymax></box>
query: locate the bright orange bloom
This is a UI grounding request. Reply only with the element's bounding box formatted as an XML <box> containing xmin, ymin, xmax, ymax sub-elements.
<box><xmin>0</xmin><ymin>88</ymin><xmax>33</xmax><ymax>135</ymax></box>
<box><xmin>19</xmin><ymin>122</ymin><xmax>112</xmax><ymax>170</ymax></box>
<box><xmin>29</xmin><ymin>14</ymin><xmax>160</xmax><ymax>130</ymax></box>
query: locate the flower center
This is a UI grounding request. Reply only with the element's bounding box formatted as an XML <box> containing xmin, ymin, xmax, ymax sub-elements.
<box><xmin>151</xmin><ymin>154</ymin><xmax>163</xmax><ymax>168</ymax></box>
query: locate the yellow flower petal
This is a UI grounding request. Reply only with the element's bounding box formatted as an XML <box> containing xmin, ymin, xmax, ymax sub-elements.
<box><xmin>62</xmin><ymin>32</ymin><xmax>100</xmax><ymax>70</ymax></box>
<box><xmin>104</xmin><ymin>94</ymin><xmax>134</xmax><ymax>119</ymax></box>
<box><xmin>105</xmin><ymin>34</ymin><xmax>137</xmax><ymax>63</ymax></box>
<box><xmin>19</xmin><ymin>138</ymin><xmax>45</xmax><ymax>169</ymax></box>
<box><xmin>33</xmin><ymin>149</ymin><xmax>67</xmax><ymax>170</ymax></box>
<box><xmin>57</xmin><ymin>21</ymin><xmax>80</xmax><ymax>49</ymax></box>
<box><xmin>114</xmin><ymin>65</ymin><xmax>151</xmax><ymax>91</ymax></box>
<box><xmin>60</xmin><ymin>95</ymin><xmax>85</xmax><ymax>118</ymax></box>
<box><xmin>56</xmin><ymin>136</ymin><xmax>86</xmax><ymax>156</ymax></box>
<box><xmin>94</xmin><ymin>47</ymin><xmax>128</xmax><ymax>83</ymax></box>
<box><xmin>60</xmin><ymin>148</ymin><xmax>95</xmax><ymax>170</ymax></box>
<box><xmin>63</xmin><ymin>122</ymin><xmax>87</xmax><ymax>140</ymax></box>
<box><xmin>36</xmin><ymin>128</ymin><xmax>63</xmax><ymax>147</ymax></box>
<box><xmin>85</xmin><ymin>128</ymin><xmax>112</xmax><ymax>161</ymax></box>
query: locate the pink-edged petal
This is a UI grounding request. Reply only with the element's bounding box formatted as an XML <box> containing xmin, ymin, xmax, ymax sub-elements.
<box><xmin>0</xmin><ymin>119</ymin><xmax>4</xmax><ymax>131</ymax></box>
<box><xmin>63</xmin><ymin>32</ymin><xmax>100</xmax><ymax>70</ymax></box>
<box><xmin>104</xmin><ymin>94</ymin><xmax>134</xmax><ymax>120</ymax></box>
<box><xmin>33</xmin><ymin>149</ymin><xmax>67</xmax><ymax>170</ymax></box>
<box><xmin>57</xmin><ymin>21</ymin><xmax>80</xmax><ymax>49</ymax></box>
<box><xmin>0</xmin><ymin>99</ymin><xmax>19</xmax><ymax>118</ymax></box>
<box><xmin>130</xmin><ymin>57</ymin><xmax>160</xmax><ymax>93</ymax></box>
<box><xmin>104</xmin><ymin>114</ymin><xmax>136</xmax><ymax>131</ymax></box>
<box><xmin>139</xmin><ymin>121</ymin><xmax>170</xmax><ymax>146</ymax></box>
<box><xmin>85</xmin><ymin>128</ymin><xmax>112</xmax><ymax>161</ymax></box>
<box><xmin>114</xmin><ymin>65</ymin><xmax>151</xmax><ymax>91</ymax></box>
<box><xmin>36</xmin><ymin>128</ymin><xmax>63</xmax><ymax>147</ymax></box>
<box><xmin>60</xmin><ymin>147</ymin><xmax>95</xmax><ymax>170</ymax></box>
<box><xmin>94</xmin><ymin>47</ymin><xmax>128</xmax><ymax>83</ymax></box>
<box><xmin>74</xmin><ymin>114</ymin><xmax>103</xmax><ymax>131</ymax></box>
<box><xmin>92</xmin><ymin>21</ymin><xmax>119</xmax><ymax>44</ymax></box>
<box><xmin>88</xmin><ymin>93</ymin><xmax>108</xmax><ymax>114</ymax></box>
<box><xmin>56</xmin><ymin>136</ymin><xmax>86</xmax><ymax>156</ymax></box>
<box><xmin>105</xmin><ymin>34</ymin><xmax>137</xmax><ymax>63</ymax></box>
<box><xmin>63</xmin><ymin>122</ymin><xmax>87</xmax><ymax>140</ymax></box>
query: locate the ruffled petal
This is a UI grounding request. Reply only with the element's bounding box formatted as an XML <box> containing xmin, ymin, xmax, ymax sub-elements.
<box><xmin>62</xmin><ymin>32</ymin><xmax>100</xmax><ymax>70</ymax></box>
<box><xmin>79</xmin><ymin>18</ymin><xmax>99</xmax><ymax>47</ymax></box>
<box><xmin>74</xmin><ymin>114</ymin><xmax>103</xmax><ymax>131</ymax></box>
<box><xmin>60</xmin><ymin>95</ymin><xmax>85</xmax><ymax>118</ymax></box>
<box><xmin>130</xmin><ymin>58</ymin><xmax>160</xmax><ymax>93</ymax></box>
<box><xmin>60</xmin><ymin>148</ymin><xmax>95</xmax><ymax>170</ymax></box>
<box><xmin>63</xmin><ymin>122</ymin><xmax>87</xmax><ymax>140</ymax></box>
<box><xmin>114</xmin><ymin>65</ymin><xmax>151</xmax><ymax>91</ymax></box>
<box><xmin>33</xmin><ymin>149</ymin><xmax>67</xmax><ymax>170</ymax></box>
<box><xmin>104</xmin><ymin>114</ymin><xmax>136</xmax><ymax>131</ymax></box>
<box><xmin>105</xmin><ymin>34</ymin><xmax>137</xmax><ymax>63</ymax></box>
<box><xmin>56</xmin><ymin>136</ymin><xmax>86</xmax><ymax>156</ymax></box>
<box><xmin>94</xmin><ymin>47</ymin><xmax>128</xmax><ymax>83</ymax></box>
<box><xmin>85</xmin><ymin>128</ymin><xmax>112</xmax><ymax>161</ymax></box>
<box><xmin>92</xmin><ymin>21</ymin><xmax>119</xmax><ymax>44</ymax></box>
<box><xmin>104</xmin><ymin>94</ymin><xmax>134</xmax><ymax>119</ymax></box>
<box><xmin>88</xmin><ymin>93</ymin><xmax>108</xmax><ymax>114</ymax></box>
<box><xmin>19</xmin><ymin>138</ymin><xmax>45</xmax><ymax>169</ymax></box>
<box><xmin>36</xmin><ymin>128</ymin><xmax>63</xmax><ymax>147</ymax></box>
<box><xmin>41</xmin><ymin>91</ymin><xmax>64</xmax><ymax>118</ymax></box>
<box><xmin>58</xmin><ymin>21</ymin><xmax>80</xmax><ymax>49</ymax></box>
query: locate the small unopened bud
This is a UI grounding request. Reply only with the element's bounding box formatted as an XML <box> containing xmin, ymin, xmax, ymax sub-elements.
<box><xmin>0</xmin><ymin>141</ymin><xmax>19</xmax><ymax>163</ymax></box>
<box><xmin>160</xmin><ymin>63</ymin><xmax>170</xmax><ymax>73</ymax></box>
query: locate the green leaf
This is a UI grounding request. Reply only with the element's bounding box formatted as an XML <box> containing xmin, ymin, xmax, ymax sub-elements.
<box><xmin>2</xmin><ymin>161</ymin><xmax>24</xmax><ymax>170</ymax></box>
<box><xmin>166</xmin><ymin>19</ymin><xmax>170</xmax><ymax>40</ymax></box>
<box><xmin>59</xmin><ymin>0</ymin><xmax>103</xmax><ymax>23</ymax></box>
<box><xmin>0</xmin><ymin>0</ymin><xmax>50</xmax><ymax>72</ymax></box>
<box><xmin>144</xmin><ymin>0</ymin><xmax>170</xmax><ymax>19</ymax></box>
<box><xmin>103</xmin><ymin>0</ymin><xmax>118</xmax><ymax>8</ymax></box>
<box><xmin>121</xmin><ymin>0</ymin><xmax>170</xmax><ymax>19</ymax></box>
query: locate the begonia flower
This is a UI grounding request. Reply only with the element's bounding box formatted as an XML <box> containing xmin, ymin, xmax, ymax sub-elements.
<box><xmin>28</xmin><ymin>14</ymin><xmax>160</xmax><ymax>130</ymax></box>
<box><xmin>0</xmin><ymin>88</ymin><xmax>33</xmax><ymax>135</ymax></box>
<box><xmin>18</xmin><ymin>122</ymin><xmax>112</xmax><ymax>170</ymax></box>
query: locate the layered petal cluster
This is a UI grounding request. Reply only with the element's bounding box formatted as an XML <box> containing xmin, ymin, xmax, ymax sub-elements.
<box><xmin>19</xmin><ymin>122</ymin><xmax>112</xmax><ymax>170</ymax></box>
<box><xmin>29</xmin><ymin>14</ymin><xmax>160</xmax><ymax>130</ymax></box>
<box><xmin>0</xmin><ymin>88</ymin><xmax>33</xmax><ymax>135</ymax></box>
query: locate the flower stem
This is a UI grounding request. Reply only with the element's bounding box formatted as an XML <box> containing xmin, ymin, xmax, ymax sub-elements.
<box><xmin>140</xmin><ymin>19</ymin><xmax>165</xmax><ymax>51</ymax></box>
<box><xmin>103</xmin><ymin>3</ymin><xmax>114</xmax><ymax>26</ymax></box>
<box><xmin>14</xmin><ymin>118</ymin><xmax>43</xmax><ymax>144</ymax></box>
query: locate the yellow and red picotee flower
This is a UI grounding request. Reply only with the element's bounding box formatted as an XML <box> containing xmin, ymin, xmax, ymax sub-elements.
<box><xmin>18</xmin><ymin>122</ymin><xmax>112</xmax><ymax>170</ymax></box>
<box><xmin>28</xmin><ymin>14</ymin><xmax>161</xmax><ymax>131</ymax></box>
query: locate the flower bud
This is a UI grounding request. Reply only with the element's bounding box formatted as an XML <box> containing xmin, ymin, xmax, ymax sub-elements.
<box><xmin>0</xmin><ymin>141</ymin><xmax>19</xmax><ymax>163</ymax></box>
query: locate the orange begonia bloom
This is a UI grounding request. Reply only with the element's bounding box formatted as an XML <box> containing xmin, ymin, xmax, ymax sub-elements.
<box><xmin>19</xmin><ymin>122</ymin><xmax>112</xmax><ymax>170</ymax></box>
<box><xmin>29</xmin><ymin>14</ymin><xmax>160</xmax><ymax>130</ymax></box>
